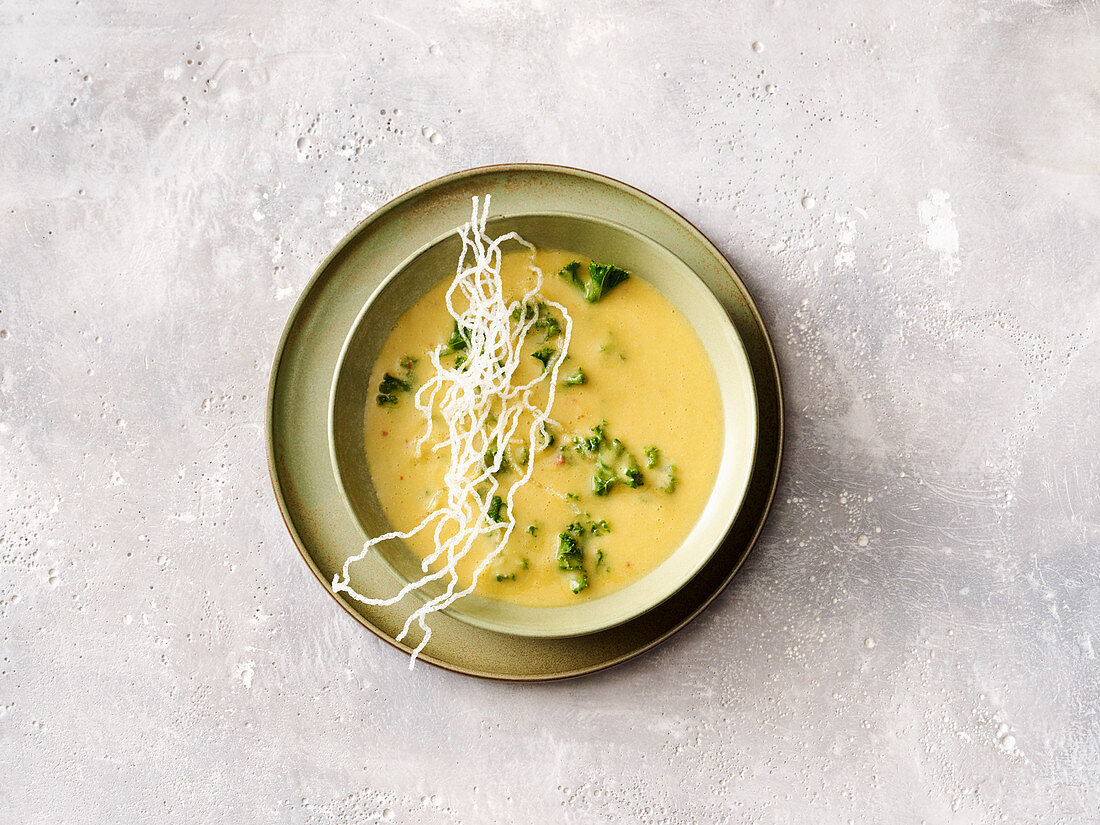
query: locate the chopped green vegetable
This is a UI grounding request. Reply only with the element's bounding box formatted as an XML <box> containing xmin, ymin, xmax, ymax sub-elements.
<box><xmin>622</xmin><ymin>461</ymin><xmax>644</xmax><ymax>489</ymax></box>
<box><xmin>376</xmin><ymin>361</ymin><xmax>414</xmax><ymax>407</ymax></box>
<box><xmin>659</xmin><ymin>465</ymin><xmax>678</xmax><ymax>494</ymax></box>
<box><xmin>556</xmin><ymin>529</ymin><xmax>584</xmax><ymax>570</ymax></box>
<box><xmin>519</xmin><ymin>557</ymin><xmax>529</xmax><ymax>569</ymax></box>
<box><xmin>525</xmin><ymin>524</ymin><xmax>538</xmax><ymax>537</ymax></box>
<box><xmin>484</xmin><ymin>441</ymin><xmax>509</xmax><ymax>475</ymax></box>
<box><xmin>536</xmin><ymin>422</ymin><xmax>555</xmax><ymax>451</ymax></box>
<box><xmin>569</xmin><ymin>574</ymin><xmax>589</xmax><ymax>594</ymax></box>
<box><xmin>593</xmin><ymin>462</ymin><xmax>616</xmax><ymax>496</ymax></box>
<box><xmin>584</xmin><ymin>262</ymin><xmax>630</xmax><ymax>303</ymax></box>
<box><xmin>584</xmin><ymin>421</ymin><xmax>606</xmax><ymax>452</ymax></box>
<box><xmin>531</xmin><ymin>346</ymin><xmax>555</xmax><ymax>371</ymax></box>
<box><xmin>559</xmin><ymin>261</ymin><xmax>631</xmax><ymax>303</ymax></box>
<box><xmin>557</xmin><ymin>261</ymin><xmax>583</xmax><ymax>288</ymax></box>
<box><xmin>644</xmin><ymin>446</ymin><xmax>660</xmax><ymax>468</ymax></box>
<box><xmin>565</xmin><ymin>491</ymin><xmax>580</xmax><ymax>502</ymax></box>
<box><xmin>535</xmin><ymin>315</ymin><xmax>562</xmax><ymax>340</ymax></box>
<box><xmin>440</xmin><ymin>321</ymin><xmax>470</xmax><ymax>355</ymax></box>
<box><xmin>590</xmin><ymin>519</ymin><xmax>611</xmax><ymax>536</ymax></box>
<box><xmin>487</xmin><ymin>495</ymin><xmax>505</xmax><ymax>523</ymax></box>
<box><xmin>495</xmin><ymin>572</ymin><xmax>516</xmax><ymax>583</ymax></box>
<box><xmin>511</xmin><ymin>302</ymin><xmax>538</xmax><ymax>323</ymax></box>
<box><xmin>377</xmin><ymin>374</ymin><xmax>411</xmax><ymax>395</ymax></box>
<box><xmin>563</xmin><ymin>367</ymin><xmax>587</xmax><ymax>387</ymax></box>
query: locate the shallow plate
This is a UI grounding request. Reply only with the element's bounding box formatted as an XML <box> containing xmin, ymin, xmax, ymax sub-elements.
<box><xmin>267</xmin><ymin>164</ymin><xmax>783</xmax><ymax>679</ymax></box>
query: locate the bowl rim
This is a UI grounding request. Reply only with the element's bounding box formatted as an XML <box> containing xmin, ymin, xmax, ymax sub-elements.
<box><xmin>327</xmin><ymin>207</ymin><xmax>759</xmax><ymax>637</ymax></box>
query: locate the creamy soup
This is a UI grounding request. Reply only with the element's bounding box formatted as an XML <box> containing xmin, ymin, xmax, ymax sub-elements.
<box><xmin>364</xmin><ymin>248</ymin><xmax>723</xmax><ymax>608</ymax></box>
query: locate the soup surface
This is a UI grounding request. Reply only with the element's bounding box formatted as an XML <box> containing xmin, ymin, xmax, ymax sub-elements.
<box><xmin>364</xmin><ymin>248</ymin><xmax>723</xmax><ymax>608</ymax></box>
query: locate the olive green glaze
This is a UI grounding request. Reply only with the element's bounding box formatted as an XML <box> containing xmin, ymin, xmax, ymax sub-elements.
<box><xmin>267</xmin><ymin>164</ymin><xmax>784</xmax><ymax>680</ymax></box>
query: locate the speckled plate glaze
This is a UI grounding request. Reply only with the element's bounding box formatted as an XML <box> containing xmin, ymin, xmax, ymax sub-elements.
<box><xmin>266</xmin><ymin>164</ymin><xmax>783</xmax><ymax>680</ymax></box>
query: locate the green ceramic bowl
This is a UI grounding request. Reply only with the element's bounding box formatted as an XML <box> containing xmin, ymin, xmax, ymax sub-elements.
<box><xmin>329</xmin><ymin>211</ymin><xmax>757</xmax><ymax>637</ymax></box>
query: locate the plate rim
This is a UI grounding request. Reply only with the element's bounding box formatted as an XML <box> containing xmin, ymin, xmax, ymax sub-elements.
<box><xmin>266</xmin><ymin>162</ymin><xmax>784</xmax><ymax>681</ymax></box>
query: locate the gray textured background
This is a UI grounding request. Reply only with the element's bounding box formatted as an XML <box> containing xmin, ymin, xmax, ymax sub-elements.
<box><xmin>2</xmin><ymin>1</ymin><xmax>1098</xmax><ymax>822</ymax></box>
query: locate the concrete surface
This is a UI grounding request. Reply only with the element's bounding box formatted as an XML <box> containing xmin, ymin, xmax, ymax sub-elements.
<box><xmin>2</xmin><ymin>1</ymin><xmax>1098</xmax><ymax>822</ymax></box>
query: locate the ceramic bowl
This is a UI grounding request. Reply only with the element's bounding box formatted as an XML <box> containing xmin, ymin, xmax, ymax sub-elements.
<box><xmin>329</xmin><ymin>211</ymin><xmax>757</xmax><ymax>637</ymax></box>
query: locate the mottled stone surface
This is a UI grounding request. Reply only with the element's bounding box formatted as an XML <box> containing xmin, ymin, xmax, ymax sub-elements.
<box><xmin>1</xmin><ymin>1</ymin><xmax>1097</xmax><ymax>822</ymax></box>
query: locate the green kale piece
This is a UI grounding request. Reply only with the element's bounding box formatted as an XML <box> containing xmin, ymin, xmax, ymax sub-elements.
<box><xmin>536</xmin><ymin>422</ymin><xmax>555</xmax><ymax>451</ymax></box>
<box><xmin>593</xmin><ymin>461</ymin><xmax>616</xmax><ymax>496</ymax></box>
<box><xmin>376</xmin><ymin>370</ymin><xmax>412</xmax><ymax>407</ymax></box>
<box><xmin>557</xmin><ymin>261</ymin><xmax>583</xmax><ymax>289</ymax></box>
<box><xmin>584</xmin><ymin>421</ymin><xmax>607</xmax><ymax>452</ymax></box>
<box><xmin>440</xmin><ymin>320</ymin><xmax>470</xmax><ymax>355</ymax></box>
<box><xmin>590</xmin><ymin>519</ymin><xmax>611</xmax><ymax>536</ymax></box>
<box><xmin>556</xmin><ymin>529</ymin><xmax>584</xmax><ymax>570</ymax></box>
<box><xmin>484</xmin><ymin>441</ymin><xmax>509</xmax><ymax>475</ymax></box>
<box><xmin>559</xmin><ymin>260</ymin><xmax>630</xmax><ymax>303</ymax></box>
<box><xmin>378</xmin><ymin>373</ymin><xmax>410</xmax><ymax>394</ymax></box>
<box><xmin>621</xmin><ymin>454</ymin><xmax>644</xmax><ymax>489</ymax></box>
<box><xmin>531</xmin><ymin>346</ymin><xmax>555</xmax><ymax>372</ymax></box>
<box><xmin>583</xmin><ymin>262</ymin><xmax>630</xmax><ymax>303</ymax></box>
<box><xmin>563</xmin><ymin>367</ymin><xmax>586</xmax><ymax>387</ymax></box>
<box><xmin>535</xmin><ymin>315</ymin><xmax>562</xmax><ymax>340</ymax></box>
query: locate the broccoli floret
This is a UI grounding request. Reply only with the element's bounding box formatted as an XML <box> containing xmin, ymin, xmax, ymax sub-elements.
<box><xmin>644</xmin><ymin>446</ymin><xmax>660</xmax><ymax>468</ymax></box>
<box><xmin>563</xmin><ymin>367</ymin><xmax>586</xmax><ymax>387</ymax></box>
<box><xmin>659</xmin><ymin>465</ymin><xmax>678</xmax><ymax>494</ymax></box>
<box><xmin>495</xmin><ymin>572</ymin><xmax>516</xmax><ymax>583</ymax></box>
<box><xmin>487</xmin><ymin>495</ymin><xmax>505</xmax><ymax>523</ymax></box>
<box><xmin>525</xmin><ymin>524</ymin><xmax>538</xmax><ymax>537</ymax></box>
<box><xmin>569</xmin><ymin>574</ymin><xmax>589</xmax><ymax>594</ymax></box>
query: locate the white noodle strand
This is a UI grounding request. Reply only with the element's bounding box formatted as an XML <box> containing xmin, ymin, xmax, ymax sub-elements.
<box><xmin>331</xmin><ymin>195</ymin><xmax>572</xmax><ymax>668</ymax></box>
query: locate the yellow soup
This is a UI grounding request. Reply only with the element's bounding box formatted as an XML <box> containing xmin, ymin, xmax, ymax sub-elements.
<box><xmin>364</xmin><ymin>249</ymin><xmax>723</xmax><ymax>608</ymax></box>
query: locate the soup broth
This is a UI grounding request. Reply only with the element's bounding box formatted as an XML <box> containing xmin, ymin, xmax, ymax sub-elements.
<box><xmin>364</xmin><ymin>248</ymin><xmax>723</xmax><ymax>608</ymax></box>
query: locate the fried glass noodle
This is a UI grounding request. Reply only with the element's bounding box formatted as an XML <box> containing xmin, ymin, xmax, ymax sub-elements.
<box><xmin>332</xmin><ymin>196</ymin><xmax>573</xmax><ymax>667</ymax></box>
